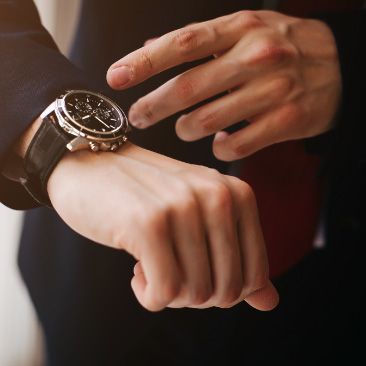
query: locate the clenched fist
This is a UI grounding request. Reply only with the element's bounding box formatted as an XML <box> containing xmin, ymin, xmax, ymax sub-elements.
<box><xmin>47</xmin><ymin>142</ymin><xmax>279</xmax><ymax>312</ymax></box>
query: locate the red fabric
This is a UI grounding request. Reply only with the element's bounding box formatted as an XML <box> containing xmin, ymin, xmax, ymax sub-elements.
<box><xmin>239</xmin><ymin>0</ymin><xmax>363</xmax><ymax>278</ymax></box>
<box><xmin>240</xmin><ymin>142</ymin><xmax>323</xmax><ymax>278</ymax></box>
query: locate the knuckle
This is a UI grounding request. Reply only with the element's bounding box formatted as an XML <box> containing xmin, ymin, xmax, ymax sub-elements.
<box><xmin>140</xmin><ymin>207</ymin><xmax>168</xmax><ymax>235</ymax></box>
<box><xmin>234</xmin><ymin>10</ymin><xmax>263</xmax><ymax>32</ymax></box>
<box><xmin>132</xmin><ymin>98</ymin><xmax>155</xmax><ymax>123</ymax></box>
<box><xmin>142</xmin><ymin>297</ymin><xmax>163</xmax><ymax>312</ymax></box>
<box><xmin>200</xmin><ymin>111</ymin><xmax>220</xmax><ymax>135</ymax></box>
<box><xmin>190</xmin><ymin>286</ymin><xmax>212</xmax><ymax>306</ymax></box>
<box><xmin>228</xmin><ymin>142</ymin><xmax>247</xmax><ymax>160</ymax></box>
<box><xmin>176</xmin><ymin>193</ymin><xmax>197</xmax><ymax>216</ymax></box>
<box><xmin>173</xmin><ymin>28</ymin><xmax>200</xmax><ymax>56</ymax></box>
<box><xmin>145</xmin><ymin>281</ymin><xmax>180</xmax><ymax>311</ymax></box>
<box><xmin>278</xmin><ymin>102</ymin><xmax>302</xmax><ymax>126</ymax></box>
<box><xmin>209</xmin><ymin>182</ymin><xmax>233</xmax><ymax>211</ymax></box>
<box><xmin>221</xmin><ymin>284</ymin><xmax>242</xmax><ymax>305</ymax></box>
<box><xmin>247</xmin><ymin>39</ymin><xmax>294</xmax><ymax>66</ymax></box>
<box><xmin>238</xmin><ymin>181</ymin><xmax>256</xmax><ymax>205</ymax></box>
<box><xmin>138</xmin><ymin>48</ymin><xmax>154</xmax><ymax>73</ymax></box>
<box><xmin>175</xmin><ymin>76</ymin><xmax>196</xmax><ymax>103</ymax></box>
<box><xmin>228</xmin><ymin>176</ymin><xmax>256</xmax><ymax>205</ymax></box>
<box><xmin>270</xmin><ymin>76</ymin><xmax>294</xmax><ymax>99</ymax></box>
<box><xmin>162</xmin><ymin>181</ymin><xmax>197</xmax><ymax>216</ymax></box>
<box><xmin>158</xmin><ymin>279</ymin><xmax>181</xmax><ymax>304</ymax></box>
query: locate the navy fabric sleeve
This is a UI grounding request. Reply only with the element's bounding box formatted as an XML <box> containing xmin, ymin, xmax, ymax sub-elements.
<box><xmin>318</xmin><ymin>11</ymin><xmax>366</xmax><ymax>171</ymax></box>
<box><xmin>0</xmin><ymin>0</ymin><xmax>94</xmax><ymax>209</ymax></box>
<box><xmin>314</xmin><ymin>11</ymin><xmax>366</xmax><ymax>243</ymax></box>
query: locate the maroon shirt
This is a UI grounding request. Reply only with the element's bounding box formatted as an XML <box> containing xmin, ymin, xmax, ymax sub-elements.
<box><xmin>240</xmin><ymin>0</ymin><xmax>363</xmax><ymax>277</ymax></box>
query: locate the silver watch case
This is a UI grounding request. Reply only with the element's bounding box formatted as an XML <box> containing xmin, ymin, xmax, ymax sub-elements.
<box><xmin>41</xmin><ymin>90</ymin><xmax>130</xmax><ymax>152</ymax></box>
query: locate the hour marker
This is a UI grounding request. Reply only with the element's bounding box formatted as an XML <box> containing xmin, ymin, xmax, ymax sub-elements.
<box><xmin>97</xmin><ymin>101</ymin><xmax>102</xmax><ymax>107</ymax></box>
<box><xmin>109</xmin><ymin>125</ymin><xmax>115</xmax><ymax>129</ymax></box>
<box><xmin>86</xmin><ymin>97</ymin><xmax>90</xmax><ymax>102</ymax></box>
<box><xmin>110</xmin><ymin>118</ymin><xmax>117</xmax><ymax>121</ymax></box>
<box><xmin>67</xmin><ymin>103</ymin><xmax>74</xmax><ymax>106</ymax></box>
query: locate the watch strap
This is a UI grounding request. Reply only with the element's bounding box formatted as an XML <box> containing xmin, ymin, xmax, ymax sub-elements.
<box><xmin>21</xmin><ymin>116</ymin><xmax>71</xmax><ymax>207</ymax></box>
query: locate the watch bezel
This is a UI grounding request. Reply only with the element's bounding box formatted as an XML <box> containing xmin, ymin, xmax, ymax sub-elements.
<box><xmin>55</xmin><ymin>90</ymin><xmax>129</xmax><ymax>141</ymax></box>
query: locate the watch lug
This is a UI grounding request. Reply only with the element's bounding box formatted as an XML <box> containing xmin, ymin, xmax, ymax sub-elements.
<box><xmin>66</xmin><ymin>137</ymin><xmax>89</xmax><ymax>152</ymax></box>
<box><xmin>40</xmin><ymin>101</ymin><xmax>57</xmax><ymax>119</ymax></box>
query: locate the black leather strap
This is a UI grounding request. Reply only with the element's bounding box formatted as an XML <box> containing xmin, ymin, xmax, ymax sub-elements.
<box><xmin>21</xmin><ymin>116</ymin><xmax>71</xmax><ymax>207</ymax></box>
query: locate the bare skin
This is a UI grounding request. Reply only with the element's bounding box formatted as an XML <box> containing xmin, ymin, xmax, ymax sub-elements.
<box><xmin>17</xmin><ymin>117</ymin><xmax>279</xmax><ymax>312</ymax></box>
<box><xmin>107</xmin><ymin>10</ymin><xmax>341</xmax><ymax>161</ymax></box>
<box><xmin>47</xmin><ymin>143</ymin><xmax>278</xmax><ymax>311</ymax></box>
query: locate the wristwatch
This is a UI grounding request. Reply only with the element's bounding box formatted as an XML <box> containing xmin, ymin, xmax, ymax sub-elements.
<box><xmin>21</xmin><ymin>89</ymin><xmax>130</xmax><ymax>206</ymax></box>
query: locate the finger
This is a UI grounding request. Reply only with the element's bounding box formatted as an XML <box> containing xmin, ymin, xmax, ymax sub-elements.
<box><xmin>175</xmin><ymin>76</ymin><xmax>292</xmax><ymax>141</ymax></box>
<box><xmin>106</xmin><ymin>11</ymin><xmax>256</xmax><ymax>89</ymax></box>
<box><xmin>243</xmin><ymin>281</ymin><xmax>279</xmax><ymax>311</ymax></box>
<box><xmin>133</xmin><ymin>261</ymin><xmax>143</xmax><ymax>276</ymax></box>
<box><xmin>219</xmin><ymin>280</ymin><xmax>279</xmax><ymax>310</ymax></box>
<box><xmin>167</xmin><ymin>204</ymin><xmax>213</xmax><ymax>308</ymax></box>
<box><xmin>144</xmin><ymin>37</ymin><xmax>159</xmax><ymax>46</ymax></box>
<box><xmin>194</xmin><ymin>179</ymin><xmax>243</xmax><ymax>308</ymax></box>
<box><xmin>232</xmin><ymin>179</ymin><xmax>279</xmax><ymax>311</ymax></box>
<box><xmin>133</xmin><ymin>224</ymin><xmax>181</xmax><ymax>312</ymax></box>
<box><xmin>118</xmin><ymin>155</ymin><xmax>212</xmax><ymax>309</ymax></box>
<box><xmin>128</xmin><ymin>55</ymin><xmax>248</xmax><ymax>128</ymax></box>
<box><xmin>212</xmin><ymin>103</ymin><xmax>299</xmax><ymax>161</ymax></box>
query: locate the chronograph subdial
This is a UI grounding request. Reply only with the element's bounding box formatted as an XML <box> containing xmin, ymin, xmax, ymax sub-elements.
<box><xmin>75</xmin><ymin>101</ymin><xmax>93</xmax><ymax>114</ymax></box>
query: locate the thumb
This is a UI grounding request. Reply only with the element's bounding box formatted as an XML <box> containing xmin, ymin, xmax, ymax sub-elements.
<box><xmin>244</xmin><ymin>281</ymin><xmax>279</xmax><ymax>311</ymax></box>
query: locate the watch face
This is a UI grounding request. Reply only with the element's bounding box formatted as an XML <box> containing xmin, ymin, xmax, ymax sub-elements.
<box><xmin>61</xmin><ymin>91</ymin><xmax>126</xmax><ymax>138</ymax></box>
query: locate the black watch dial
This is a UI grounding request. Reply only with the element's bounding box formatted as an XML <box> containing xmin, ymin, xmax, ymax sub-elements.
<box><xmin>63</xmin><ymin>91</ymin><xmax>124</xmax><ymax>136</ymax></box>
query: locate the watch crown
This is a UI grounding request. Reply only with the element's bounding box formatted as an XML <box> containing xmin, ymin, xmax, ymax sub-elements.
<box><xmin>89</xmin><ymin>142</ymin><xmax>100</xmax><ymax>152</ymax></box>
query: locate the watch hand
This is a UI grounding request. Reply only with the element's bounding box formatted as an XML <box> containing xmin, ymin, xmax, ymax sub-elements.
<box><xmin>96</xmin><ymin>116</ymin><xmax>110</xmax><ymax>129</ymax></box>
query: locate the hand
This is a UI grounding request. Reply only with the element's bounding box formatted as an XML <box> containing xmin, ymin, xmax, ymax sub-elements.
<box><xmin>47</xmin><ymin>143</ymin><xmax>279</xmax><ymax>311</ymax></box>
<box><xmin>107</xmin><ymin>10</ymin><xmax>341</xmax><ymax>161</ymax></box>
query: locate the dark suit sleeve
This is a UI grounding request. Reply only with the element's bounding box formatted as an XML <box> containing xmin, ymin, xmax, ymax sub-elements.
<box><xmin>0</xmin><ymin>0</ymin><xmax>94</xmax><ymax>209</ymax></box>
<box><xmin>314</xmin><ymin>11</ymin><xmax>366</xmax><ymax>242</ymax></box>
<box><xmin>319</xmin><ymin>11</ymin><xmax>366</xmax><ymax>166</ymax></box>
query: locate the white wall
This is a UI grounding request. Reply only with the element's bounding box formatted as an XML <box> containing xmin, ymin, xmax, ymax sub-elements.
<box><xmin>0</xmin><ymin>1</ymin><xmax>81</xmax><ymax>365</ymax></box>
<box><xmin>0</xmin><ymin>207</ymin><xmax>44</xmax><ymax>366</ymax></box>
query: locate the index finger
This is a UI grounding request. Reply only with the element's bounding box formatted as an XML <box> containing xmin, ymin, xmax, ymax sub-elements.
<box><xmin>106</xmin><ymin>11</ymin><xmax>257</xmax><ymax>89</ymax></box>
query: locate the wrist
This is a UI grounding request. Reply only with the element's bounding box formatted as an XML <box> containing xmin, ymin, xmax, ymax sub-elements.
<box><xmin>11</xmin><ymin>90</ymin><xmax>130</xmax><ymax>207</ymax></box>
<box><xmin>15</xmin><ymin>116</ymin><xmax>43</xmax><ymax>158</ymax></box>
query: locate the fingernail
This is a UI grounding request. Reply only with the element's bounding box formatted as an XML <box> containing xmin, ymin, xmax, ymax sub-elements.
<box><xmin>214</xmin><ymin>131</ymin><xmax>229</xmax><ymax>142</ymax></box>
<box><xmin>109</xmin><ymin>66</ymin><xmax>132</xmax><ymax>88</ymax></box>
<box><xmin>128</xmin><ymin>108</ymin><xmax>149</xmax><ymax>129</ymax></box>
<box><xmin>176</xmin><ymin>114</ymin><xmax>187</xmax><ymax>123</ymax></box>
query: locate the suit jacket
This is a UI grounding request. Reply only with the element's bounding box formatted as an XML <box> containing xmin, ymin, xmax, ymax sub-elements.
<box><xmin>0</xmin><ymin>1</ymin><xmax>365</xmax><ymax>365</ymax></box>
